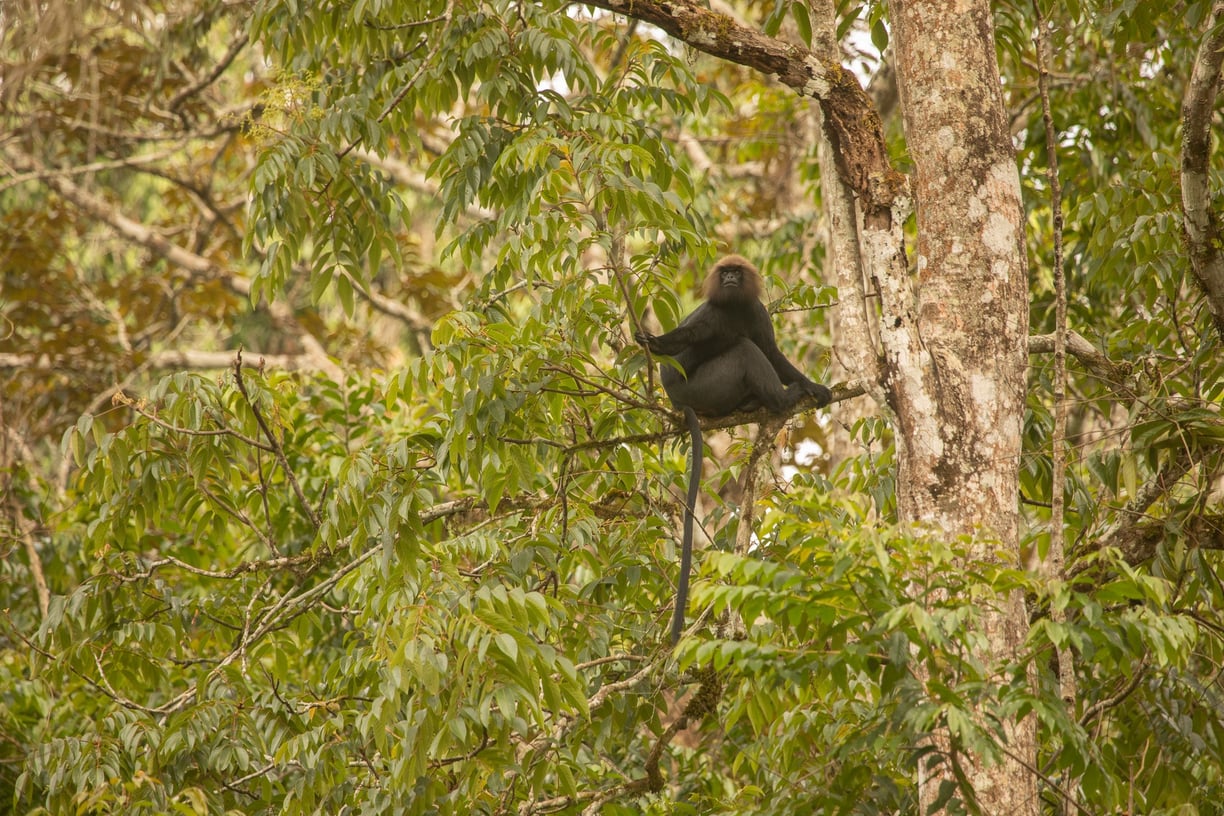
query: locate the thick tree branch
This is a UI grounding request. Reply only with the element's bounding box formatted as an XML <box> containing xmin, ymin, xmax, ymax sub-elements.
<box><xmin>1028</xmin><ymin>330</ymin><xmax>1131</xmax><ymax>383</ymax></box>
<box><xmin>580</xmin><ymin>0</ymin><xmax>904</xmax><ymax>224</ymax></box>
<box><xmin>636</xmin><ymin>329</ymin><xmax>1121</xmax><ymax>443</ymax></box>
<box><xmin>1180</xmin><ymin>1</ymin><xmax>1224</xmax><ymax>340</ymax></box>
<box><xmin>693</xmin><ymin>380</ymin><xmax>865</xmax><ymax>437</ymax></box>
<box><xmin>30</xmin><ymin>154</ymin><xmax>214</xmax><ymax>276</ymax></box>
<box><xmin>809</xmin><ymin>0</ymin><xmax>882</xmax><ymax>394</ymax></box>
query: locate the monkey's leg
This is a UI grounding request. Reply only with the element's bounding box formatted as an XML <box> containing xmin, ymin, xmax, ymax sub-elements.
<box><xmin>663</xmin><ymin>340</ymin><xmax>784</xmax><ymax>416</ymax></box>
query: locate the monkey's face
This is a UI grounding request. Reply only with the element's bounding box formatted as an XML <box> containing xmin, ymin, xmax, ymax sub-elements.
<box><xmin>703</xmin><ymin>254</ymin><xmax>763</xmax><ymax>303</ymax></box>
<box><xmin>719</xmin><ymin>265</ymin><xmax>746</xmax><ymax>290</ymax></box>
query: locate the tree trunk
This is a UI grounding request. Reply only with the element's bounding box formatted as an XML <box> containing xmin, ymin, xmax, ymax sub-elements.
<box><xmin>890</xmin><ymin>1</ymin><xmax>1037</xmax><ymax>813</ymax></box>
<box><xmin>1180</xmin><ymin>1</ymin><xmax>1224</xmax><ymax>341</ymax></box>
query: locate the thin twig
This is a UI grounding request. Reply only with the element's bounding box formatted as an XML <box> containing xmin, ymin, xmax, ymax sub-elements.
<box><xmin>168</xmin><ymin>32</ymin><xmax>250</xmax><ymax>111</ymax></box>
<box><xmin>232</xmin><ymin>351</ymin><xmax>321</xmax><ymax>530</ymax></box>
<box><xmin>995</xmin><ymin>740</ymin><xmax>1099</xmax><ymax>816</ymax></box>
<box><xmin>336</xmin><ymin>0</ymin><xmax>456</xmax><ymax>159</ymax></box>
<box><xmin>1079</xmin><ymin>660</ymin><xmax>1147</xmax><ymax>726</ymax></box>
<box><xmin>1034</xmin><ymin>0</ymin><xmax>1077</xmax><ymax>722</ymax></box>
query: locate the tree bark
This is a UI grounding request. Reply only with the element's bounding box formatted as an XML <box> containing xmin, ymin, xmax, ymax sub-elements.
<box><xmin>1180</xmin><ymin>0</ymin><xmax>1224</xmax><ymax>341</ymax></box>
<box><xmin>809</xmin><ymin>0</ymin><xmax>882</xmax><ymax>392</ymax></box>
<box><xmin>890</xmin><ymin>0</ymin><xmax>1036</xmax><ymax>812</ymax></box>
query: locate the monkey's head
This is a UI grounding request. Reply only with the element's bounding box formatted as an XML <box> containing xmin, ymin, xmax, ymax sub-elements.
<box><xmin>702</xmin><ymin>254</ymin><xmax>763</xmax><ymax>304</ymax></box>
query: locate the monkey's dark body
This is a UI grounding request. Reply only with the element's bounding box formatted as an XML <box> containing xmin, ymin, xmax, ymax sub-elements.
<box><xmin>636</xmin><ymin>255</ymin><xmax>831</xmax><ymax>644</ymax></box>
<box><xmin>651</xmin><ymin>298</ymin><xmax>820</xmax><ymax>416</ymax></box>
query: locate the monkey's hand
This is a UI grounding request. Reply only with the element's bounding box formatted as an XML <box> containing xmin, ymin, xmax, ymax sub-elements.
<box><xmin>634</xmin><ymin>330</ymin><xmax>657</xmax><ymax>350</ymax></box>
<box><xmin>801</xmin><ymin>380</ymin><xmax>833</xmax><ymax>408</ymax></box>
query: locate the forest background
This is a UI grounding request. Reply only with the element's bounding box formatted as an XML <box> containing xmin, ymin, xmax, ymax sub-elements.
<box><xmin>2</xmin><ymin>0</ymin><xmax>1224</xmax><ymax>814</ymax></box>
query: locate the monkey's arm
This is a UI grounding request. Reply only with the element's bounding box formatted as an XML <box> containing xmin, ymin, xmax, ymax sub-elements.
<box><xmin>634</xmin><ymin>305</ymin><xmax>717</xmax><ymax>355</ymax></box>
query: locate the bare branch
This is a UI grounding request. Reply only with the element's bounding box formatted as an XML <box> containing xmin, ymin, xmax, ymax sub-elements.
<box><xmin>1034</xmin><ymin>0</ymin><xmax>1079</xmax><ymax>724</ymax></box>
<box><xmin>168</xmin><ymin>32</ymin><xmax>250</xmax><ymax>111</ymax></box>
<box><xmin>9</xmin><ymin>148</ymin><xmax>214</xmax><ymax>275</ymax></box>
<box><xmin>1069</xmin><ymin>452</ymin><xmax>1199</xmax><ymax>579</ymax></box>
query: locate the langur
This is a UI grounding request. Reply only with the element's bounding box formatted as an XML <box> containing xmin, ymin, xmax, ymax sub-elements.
<box><xmin>636</xmin><ymin>255</ymin><xmax>831</xmax><ymax>643</ymax></box>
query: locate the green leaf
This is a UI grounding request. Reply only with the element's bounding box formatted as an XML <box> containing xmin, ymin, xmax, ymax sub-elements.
<box><xmin>791</xmin><ymin>1</ymin><xmax>812</xmax><ymax>47</ymax></box>
<box><xmin>337</xmin><ymin>270</ymin><xmax>354</xmax><ymax>315</ymax></box>
<box><xmin>871</xmin><ymin>19</ymin><xmax>889</xmax><ymax>52</ymax></box>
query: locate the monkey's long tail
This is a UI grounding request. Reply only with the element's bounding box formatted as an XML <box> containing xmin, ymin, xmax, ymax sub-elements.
<box><xmin>671</xmin><ymin>406</ymin><xmax>702</xmax><ymax>644</ymax></box>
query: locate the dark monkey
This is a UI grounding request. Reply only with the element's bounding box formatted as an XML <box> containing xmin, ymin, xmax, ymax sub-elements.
<box><xmin>635</xmin><ymin>255</ymin><xmax>832</xmax><ymax>643</ymax></box>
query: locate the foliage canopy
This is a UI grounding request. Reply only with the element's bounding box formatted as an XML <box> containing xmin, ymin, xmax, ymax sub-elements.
<box><xmin>2</xmin><ymin>1</ymin><xmax>1223</xmax><ymax>814</ymax></box>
